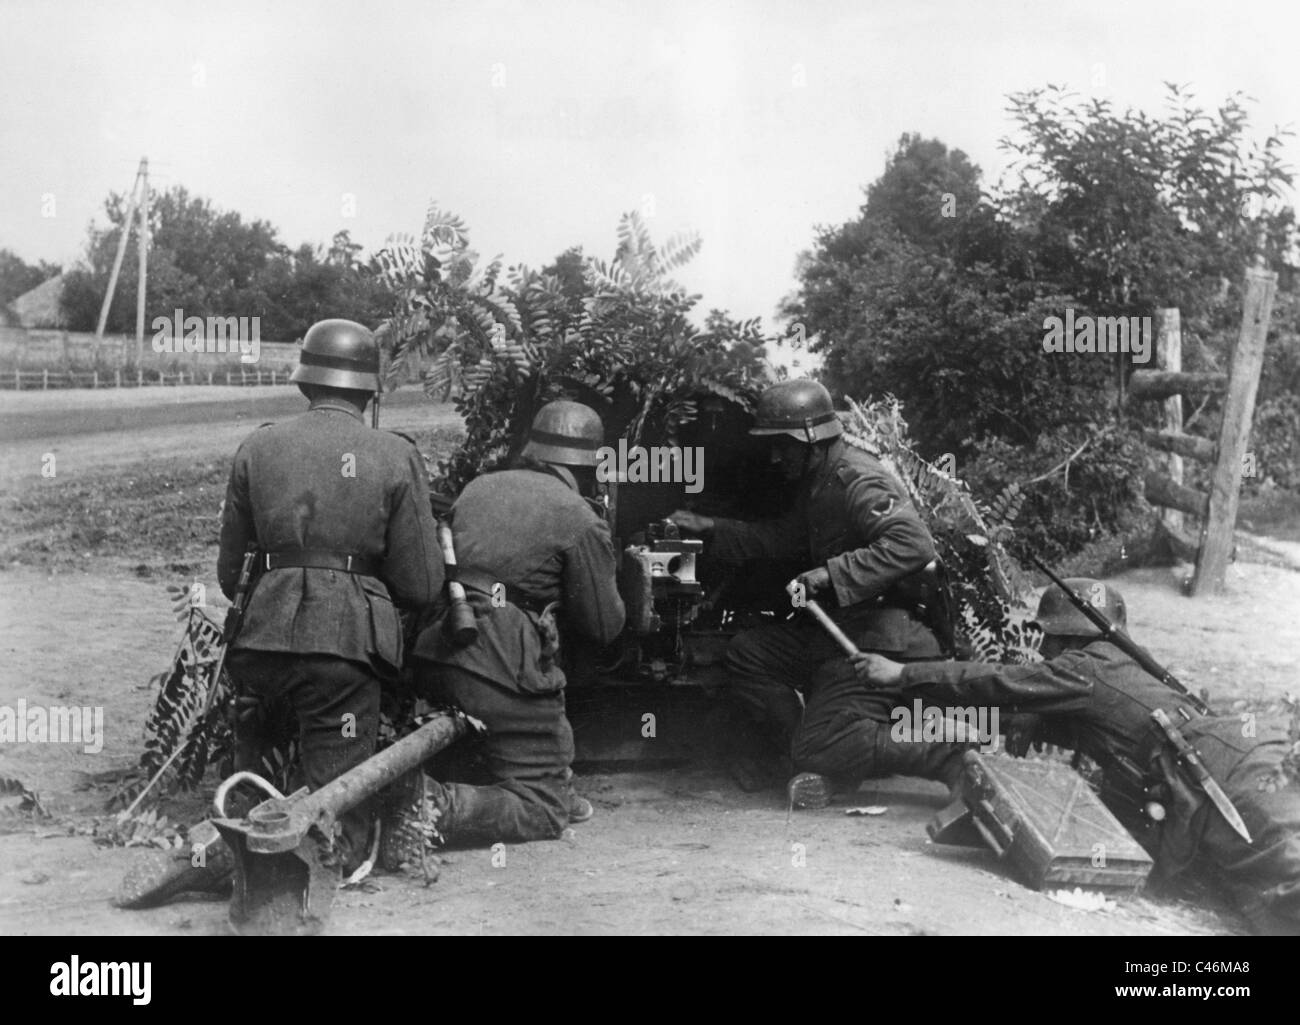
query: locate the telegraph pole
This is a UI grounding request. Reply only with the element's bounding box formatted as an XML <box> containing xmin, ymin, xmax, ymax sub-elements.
<box><xmin>94</xmin><ymin>158</ymin><xmax>146</xmax><ymax>346</ymax></box>
<box><xmin>135</xmin><ymin>158</ymin><xmax>150</xmax><ymax>365</ymax></box>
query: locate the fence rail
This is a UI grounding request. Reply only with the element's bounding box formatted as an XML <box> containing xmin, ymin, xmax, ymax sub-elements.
<box><xmin>1</xmin><ymin>367</ymin><xmax>296</xmax><ymax>390</ymax></box>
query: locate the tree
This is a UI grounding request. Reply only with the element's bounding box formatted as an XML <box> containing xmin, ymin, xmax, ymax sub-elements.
<box><xmin>784</xmin><ymin>91</ymin><xmax>1298</xmax><ymax>563</ymax></box>
<box><xmin>373</xmin><ymin>205</ymin><xmax>775</xmax><ymax>492</ymax></box>
<box><xmin>60</xmin><ymin>188</ymin><xmax>390</xmax><ymax>340</ymax></box>
<box><xmin>0</xmin><ymin>249</ymin><xmax>61</xmax><ymax>306</ymax></box>
<box><xmin>999</xmin><ymin>85</ymin><xmax>1295</xmax><ymax>365</ymax></box>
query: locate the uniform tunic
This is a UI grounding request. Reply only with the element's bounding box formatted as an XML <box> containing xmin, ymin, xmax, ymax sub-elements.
<box><xmin>708</xmin><ymin>438</ymin><xmax>954</xmax><ymax>778</ymax></box>
<box><xmin>218</xmin><ymin>396</ymin><xmax>443</xmax><ymax>864</ymax></box>
<box><xmin>897</xmin><ymin>641</ymin><xmax>1300</xmax><ymax>932</ymax></box>
<box><xmin>413</xmin><ymin>467</ymin><xmax>625</xmax><ymax>844</ymax></box>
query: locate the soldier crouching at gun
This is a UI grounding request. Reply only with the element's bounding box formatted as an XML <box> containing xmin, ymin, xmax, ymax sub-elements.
<box><xmin>854</xmin><ymin>576</ymin><xmax>1300</xmax><ymax>936</ymax></box>
<box><xmin>669</xmin><ymin>380</ymin><xmax>967</xmax><ymax>808</ymax></box>
<box><xmin>396</xmin><ymin>400</ymin><xmax>626</xmax><ymax>851</ymax></box>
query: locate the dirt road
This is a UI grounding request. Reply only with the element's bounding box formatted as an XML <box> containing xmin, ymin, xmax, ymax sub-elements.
<box><xmin>0</xmin><ymin>387</ymin><xmax>1296</xmax><ymax>935</ymax></box>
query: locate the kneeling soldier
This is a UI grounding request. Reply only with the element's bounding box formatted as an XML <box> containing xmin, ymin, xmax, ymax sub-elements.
<box><xmin>219</xmin><ymin>319</ymin><xmax>444</xmax><ymax>872</ymax></box>
<box><xmin>406</xmin><ymin>400</ymin><xmax>625</xmax><ymax>848</ymax></box>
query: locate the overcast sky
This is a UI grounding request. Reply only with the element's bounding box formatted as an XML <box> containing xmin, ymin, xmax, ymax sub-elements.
<box><xmin>2</xmin><ymin>0</ymin><xmax>1297</xmax><ymax>327</ymax></box>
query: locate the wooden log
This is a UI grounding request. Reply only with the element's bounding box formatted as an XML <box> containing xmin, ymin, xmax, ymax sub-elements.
<box><xmin>1144</xmin><ymin>471</ymin><xmax>1208</xmax><ymax>518</ymax></box>
<box><xmin>1193</xmin><ymin>266</ymin><xmax>1278</xmax><ymax>595</ymax></box>
<box><xmin>1141</xmin><ymin>429</ymin><xmax>1216</xmax><ymax>463</ymax></box>
<box><xmin>1128</xmin><ymin>370</ymin><xmax>1226</xmax><ymax>401</ymax></box>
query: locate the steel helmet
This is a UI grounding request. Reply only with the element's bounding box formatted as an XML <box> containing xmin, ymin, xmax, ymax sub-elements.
<box><xmin>290</xmin><ymin>319</ymin><xmax>380</xmax><ymax>392</ymax></box>
<box><xmin>1034</xmin><ymin>578</ymin><xmax>1127</xmax><ymax>637</ymax></box>
<box><xmin>521</xmin><ymin>400</ymin><xmax>605</xmax><ymax>467</ymax></box>
<box><xmin>749</xmin><ymin>379</ymin><xmax>843</xmax><ymax>443</ymax></box>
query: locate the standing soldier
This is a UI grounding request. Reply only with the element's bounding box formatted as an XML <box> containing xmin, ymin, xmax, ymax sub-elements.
<box><xmin>854</xmin><ymin>579</ymin><xmax>1300</xmax><ymax>935</ymax></box>
<box><xmin>218</xmin><ymin>318</ymin><xmax>444</xmax><ymax>873</ymax></box>
<box><xmin>405</xmin><ymin>400</ymin><xmax>625</xmax><ymax>848</ymax></box>
<box><xmin>669</xmin><ymin>379</ymin><xmax>962</xmax><ymax>807</ymax></box>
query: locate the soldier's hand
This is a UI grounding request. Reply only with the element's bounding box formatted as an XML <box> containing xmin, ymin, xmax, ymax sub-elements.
<box><xmin>668</xmin><ymin>509</ymin><xmax>714</xmax><ymax>534</ymax></box>
<box><xmin>794</xmin><ymin>566</ymin><xmax>831</xmax><ymax>595</ymax></box>
<box><xmin>851</xmin><ymin>652</ymin><xmax>904</xmax><ymax>687</ymax></box>
<box><xmin>1004</xmin><ymin>713</ymin><xmax>1043</xmax><ymax>758</ymax></box>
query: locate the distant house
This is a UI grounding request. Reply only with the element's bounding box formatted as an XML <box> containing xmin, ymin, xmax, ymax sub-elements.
<box><xmin>10</xmin><ymin>274</ymin><xmax>66</xmax><ymax>328</ymax></box>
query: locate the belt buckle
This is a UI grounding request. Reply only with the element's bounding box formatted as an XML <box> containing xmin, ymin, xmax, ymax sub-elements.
<box><xmin>263</xmin><ymin>552</ymin><xmax>274</xmax><ymax>571</ymax></box>
<box><xmin>344</xmin><ymin>555</ymin><xmax>354</xmax><ymax>572</ymax></box>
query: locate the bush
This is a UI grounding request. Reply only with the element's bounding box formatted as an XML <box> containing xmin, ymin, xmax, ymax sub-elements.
<box><xmin>963</xmin><ymin>423</ymin><xmax>1148</xmax><ymax>566</ymax></box>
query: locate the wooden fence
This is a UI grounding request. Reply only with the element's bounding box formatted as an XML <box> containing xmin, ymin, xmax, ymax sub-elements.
<box><xmin>4</xmin><ymin>366</ymin><xmax>296</xmax><ymax>390</ymax></box>
<box><xmin>1135</xmin><ymin>263</ymin><xmax>1277</xmax><ymax>595</ymax></box>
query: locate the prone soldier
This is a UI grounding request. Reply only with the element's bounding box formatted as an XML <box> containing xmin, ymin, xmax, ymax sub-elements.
<box><xmin>854</xmin><ymin>578</ymin><xmax>1300</xmax><ymax>935</ymax></box>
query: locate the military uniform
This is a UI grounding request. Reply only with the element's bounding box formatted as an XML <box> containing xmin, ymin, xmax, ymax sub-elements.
<box><xmin>412</xmin><ymin>466</ymin><xmax>625</xmax><ymax>845</ymax></box>
<box><xmin>711</xmin><ymin>437</ymin><xmax>961</xmax><ymax>785</ymax></box>
<box><xmin>894</xmin><ymin>641</ymin><xmax>1300</xmax><ymax>933</ymax></box>
<box><xmin>218</xmin><ymin>395</ymin><xmax>444</xmax><ymax>865</ymax></box>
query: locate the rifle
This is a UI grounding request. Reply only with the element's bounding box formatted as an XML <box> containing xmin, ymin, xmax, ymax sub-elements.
<box><xmin>1027</xmin><ymin>554</ymin><xmax>1210</xmax><ymax>716</ymax></box>
<box><xmin>124</xmin><ymin>548</ymin><xmax>260</xmax><ymax>815</ymax></box>
<box><xmin>200</xmin><ymin>547</ymin><xmax>260</xmax><ymax>715</ymax></box>
<box><xmin>1030</xmin><ymin>556</ymin><xmax>1254</xmax><ymax>842</ymax></box>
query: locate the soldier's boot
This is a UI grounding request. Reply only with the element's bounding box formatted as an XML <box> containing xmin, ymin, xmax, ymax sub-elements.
<box><xmin>786</xmin><ymin>771</ymin><xmax>861</xmax><ymax>810</ymax></box>
<box><xmin>568</xmin><ymin>796</ymin><xmax>595</xmax><ymax>823</ymax></box>
<box><xmin>560</xmin><ymin>767</ymin><xmax>594</xmax><ymax>824</ymax></box>
<box><xmin>787</xmin><ymin>772</ymin><xmax>832</xmax><ymax>810</ymax></box>
<box><xmin>115</xmin><ymin>820</ymin><xmax>234</xmax><ymax>909</ymax></box>
<box><xmin>378</xmin><ymin>767</ymin><xmax>443</xmax><ymax>876</ymax></box>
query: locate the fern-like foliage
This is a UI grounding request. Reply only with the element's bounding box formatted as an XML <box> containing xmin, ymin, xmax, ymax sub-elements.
<box><xmin>372</xmin><ymin>203</ymin><xmax>775</xmax><ymax>493</ymax></box>
<box><xmin>114</xmin><ymin>581</ymin><xmax>297</xmax><ymax>810</ymax></box>
<box><xmin>842</xmin><ymin>396</ymin><xmax>1041</xmax><ymax>665</ymax></box>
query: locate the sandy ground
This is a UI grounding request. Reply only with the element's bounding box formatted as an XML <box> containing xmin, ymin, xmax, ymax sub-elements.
<box><xmin>0</xmin><ymin>388</ymin><xmax>1297</xmax><ymax>935</ymax></box>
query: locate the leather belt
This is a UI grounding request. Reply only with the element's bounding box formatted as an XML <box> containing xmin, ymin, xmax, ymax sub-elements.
<box><xmin>457</xmin><ymin>566</ymin><xmax>553</xmax><ymax>615</ymax></box>
<box><xmin>263</xmin><ymin>549</ymin><xmax>382</xmax><ymax>577</ymax></box>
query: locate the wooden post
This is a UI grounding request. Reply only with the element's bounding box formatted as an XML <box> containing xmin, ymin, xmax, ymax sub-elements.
<box><xmin>135</xmin><ymin>158</ymin><xmax>150</xmax><ymax>367</ymax></box>
<box><xmin>1155</xmin><ymin>309</ymin><xmax>1183</xmax><ymax>534</ymax></box>
<box><xmin>95</xmin><ymin>160</ymin><xmax>144</xmax><ymax>343</ymax></box>
<box><xmin>115</xmin><ymin>369</ymin><xmax>121</xmax><ymax>388</ymax></box>
<box><xmin>93</xmin><ymin>370</ymin><xmax>99</xmax><ymax>389</ymax></box>
<box><xmin>137</xmin><ymin>369</ymin><xmax>143</xmax><ymax>387</ymax></box>
<box><xmin>1192</xmin><ymin>266</ymin><xmax>1278</xmax><ymax>594</ymax></box>
<box><xmin>208</xmin><ymin>370</ymin><xmax>213</xmax><ymax>386</ymax></box>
